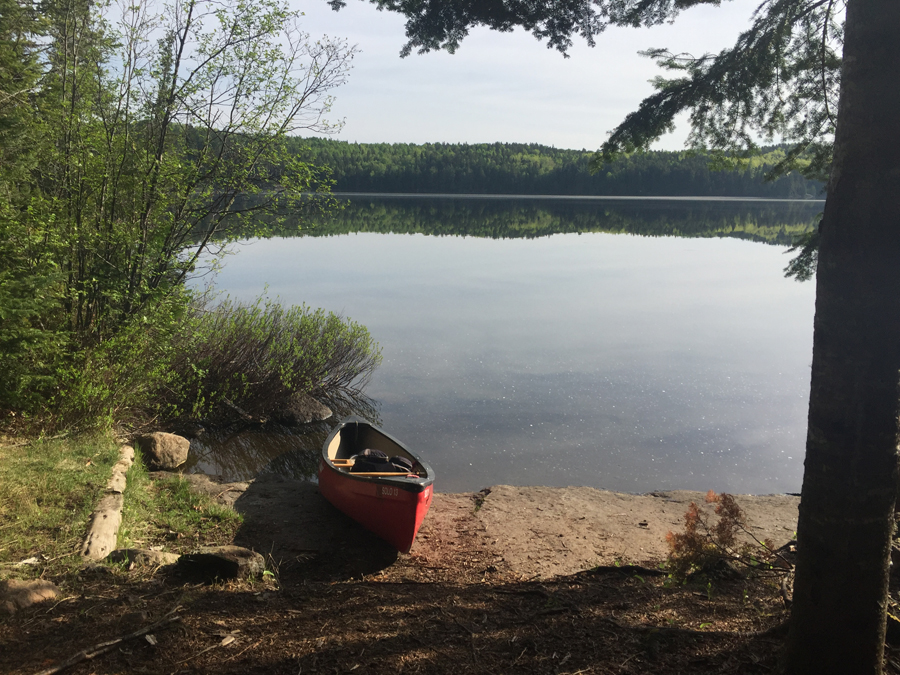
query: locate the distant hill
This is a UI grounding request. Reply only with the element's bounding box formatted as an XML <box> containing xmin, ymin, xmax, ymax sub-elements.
<box><xmin>287</xmin><ymin>138</ymin><xmax>825</xmax><ymax>199</ymax></box>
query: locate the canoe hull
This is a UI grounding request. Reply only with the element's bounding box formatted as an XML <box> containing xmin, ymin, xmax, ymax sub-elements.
<box><xmin>319</xmin><ymin>417</ymin><xmax>434</xmax><ymax>553</ymax></box>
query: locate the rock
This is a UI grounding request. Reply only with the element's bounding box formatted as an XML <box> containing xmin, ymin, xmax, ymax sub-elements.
<box><xmin>273</xmin><ymin>393</ymin><xmax>332</xmax><ymax>425</ymax></box>
<box><xmin>108</xmin><ymin>548</ymin><xmax>181</xmax><ymax>567</ymax></box>
<box><xmin>172</xmin><ymin>422</ymin><xmax>206</xmax><ymax>439</ymax></box>
<box><xmin>137</xmin><ymin>432</ymin><xmax>190</xmax><ymax>470</ymax></box>
<box><xmin>1</xmin><ymin>579</ymin><xmax>60</xmax><ymax>614</ymax></box>
<box><xmin>107</xmin><ymin>445</ymin><xmax>135</xmax><ymax>493</ymax></box>
<box><xmin>177</xmin><ymin>545</ymin><xmax>265</xmax><ymax>581</ymax></box>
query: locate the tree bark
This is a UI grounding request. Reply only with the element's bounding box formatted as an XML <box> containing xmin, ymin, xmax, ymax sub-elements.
<box><xmin>784</xmin><ymin>1</ymin><xmax>900</xmax><ymax>673</ymax></box>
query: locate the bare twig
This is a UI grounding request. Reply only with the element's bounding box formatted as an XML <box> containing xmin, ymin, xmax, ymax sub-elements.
<box><xmin>33</xmin><ymin>607</ymin><xmax>182</xmax><ymax>675</ymax></box>
<box><xmin>175</xmin><ymin>634</ymin><xmax>237</xmax><ymax>664</ymax></box>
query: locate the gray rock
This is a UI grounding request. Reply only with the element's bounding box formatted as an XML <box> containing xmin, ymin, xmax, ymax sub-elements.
<box><xmin>1</xmin><ymin>579</ymin><xmax>60</xmax><ymax>613</ymax></box>
<box><xmin>177</xmin><ymin>545</ymin><xmax>265</xmax><ymax>581</ymax></box>
<box><xmin>108</xmin><ymin>548</ymin><xmax>181</xmax><ymax>567</ymax></box>
<box><xmin>173</xmin><ymin>422</ymin><xmax>206</xmax><ymax>439</ymax></box>
<box><xmin>273</xmin><ymin>392</ymin><xmax>332</xmax><ymax>425</ymax></box>
<box><xmin>137</xmin><ymin>432</ymin><xmax>190</xmax><ymax>470</ymax></box>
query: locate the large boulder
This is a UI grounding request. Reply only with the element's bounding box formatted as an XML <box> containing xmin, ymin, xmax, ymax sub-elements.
<box><xmin>137</xmin><ymin>432</ymin><xmax>190</xmax><ymax>470</ymax></box>
<box><xmin>177</xmin><ymin>545</ymin><xmax>265</xmax><ymax>581</ymax></box>
<box><xmin>1</xmin><ymin>579</ymin><xmax>60</xmax><ymax>614</ymax></box>
<box><xmin>273</xmin><ymin>392</ymin><xmax>332</xmax><ymax>425</ymax></box>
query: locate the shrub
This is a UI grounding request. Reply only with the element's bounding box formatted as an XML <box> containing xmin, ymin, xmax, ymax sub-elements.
<box><xmin>162</xmin><ymin>296</ymin><xmax>381</xmax><ymax>423</ymax></box>
<box><xmin>665</xmin><ymin>490</ymin><xmax>782</xmax><ymax>581</ymax></box>
<box><xmin>6</xmin><ymin>289</ymin><xmax>379</xmax><ymax>433</ymax></box>
<box><xmin>49</xmin><ymin>291</ymin><xmax>189</xmax><ymax>433</ymax></box>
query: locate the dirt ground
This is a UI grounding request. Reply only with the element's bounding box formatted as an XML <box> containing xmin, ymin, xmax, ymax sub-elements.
<box><xmin>3</xmin><ymin>475</ymin><xmax>899</xmax><ymax>675</ymax></box>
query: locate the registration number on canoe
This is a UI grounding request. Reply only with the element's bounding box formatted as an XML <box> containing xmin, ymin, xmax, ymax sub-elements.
<box><xmin>379</xmin><ymin>485</ymin><xmax>400</xmax><ymax>498</ymax></box>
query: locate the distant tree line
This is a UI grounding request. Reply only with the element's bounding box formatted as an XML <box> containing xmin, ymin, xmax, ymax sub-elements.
<box><xmin>289</xmin><ymin>139</ymin><xmax>824</xmax><ymax>198</ymax></box>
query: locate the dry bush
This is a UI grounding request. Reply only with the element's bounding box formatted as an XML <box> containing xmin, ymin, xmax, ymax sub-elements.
<box><xmin>666</xmin><ymin>490</ymin><xmax>784</xmax><ymax>581</ymax></box>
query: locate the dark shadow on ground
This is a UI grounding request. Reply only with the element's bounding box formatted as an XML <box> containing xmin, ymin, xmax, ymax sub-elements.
<box><xmin>1</xmin><ymin>565</ymin><xmax>802</xmax><ymax>675</ymax></box>
<box><xmin>230</xmin><ymin>473</ymin><xmax>399</xmax><ymax>581</ymax></box>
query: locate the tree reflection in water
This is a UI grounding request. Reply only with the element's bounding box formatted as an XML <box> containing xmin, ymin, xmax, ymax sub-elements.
<box><xmin>182</xmin><ymin>393</ymin><xmax>380</xmax><ymax>482</ymax></box>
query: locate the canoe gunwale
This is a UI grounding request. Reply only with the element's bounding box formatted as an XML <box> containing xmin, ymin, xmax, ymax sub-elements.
<box><xmin>320</xmin><ymin>416</ymin><xmax>435</xmax><ymax>495</ymax></box>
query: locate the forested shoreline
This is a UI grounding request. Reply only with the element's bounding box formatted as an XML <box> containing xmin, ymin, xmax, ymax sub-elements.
<box><xmin>291</xmin><ymin>138</ymin><xmax>825</xmax><ymax>198</ymax></box>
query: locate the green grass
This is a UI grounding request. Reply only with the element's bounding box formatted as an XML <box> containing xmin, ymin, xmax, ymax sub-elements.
<box><xmin>0</xmin><ymin>434</ymin><xmax>119</xmax><ymax>578</ymax></box>
<box><xmin>119</xmin><ymin>448</ymin><xmax>242</xmax><ymax>554</ymax></box>
<box><xmin>0</xmin><ymin>436</ymin><xmax>242</xmax><ymax>585</ymax></box>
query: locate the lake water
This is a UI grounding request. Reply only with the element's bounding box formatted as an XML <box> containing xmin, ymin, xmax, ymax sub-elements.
<box><xmin>189</xmin><ymin>195</ymin><xmax>821</xmax><ymax>494</ymax></box>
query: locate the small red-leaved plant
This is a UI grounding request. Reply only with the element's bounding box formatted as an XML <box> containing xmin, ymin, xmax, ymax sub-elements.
<box><xmin>665</xmin><ymin>491</ymin><xmax>778</xmax><ymax>581</ymax></box>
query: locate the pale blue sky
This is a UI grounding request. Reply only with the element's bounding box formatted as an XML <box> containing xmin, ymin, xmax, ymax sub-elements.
<box><xmin>298</xmin><ymin>0</ymin><xmax>763</xmax><ymax>151</ymax></box>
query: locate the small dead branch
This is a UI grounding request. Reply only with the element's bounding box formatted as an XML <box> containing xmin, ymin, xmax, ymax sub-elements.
<box><xmin>33</xmin><ymin>607</ymin><xmax>182</xmax><ymax>675</ymax></box>
<box><xmin>221</xmin><ymin>639</ymin><xmax>262</xmax><ymax>663</ymax></box>
<box><xmin>221</xmin><ymin>398</ymin><xmax>256</xmax><ymax>422</ymax></box>
<box><xmin>176</xmin><ymin>634</ymin><xmax>238</xmax><ymax>664</ymax></box>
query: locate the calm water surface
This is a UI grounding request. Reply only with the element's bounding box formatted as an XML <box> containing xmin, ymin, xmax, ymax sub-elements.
<box><xmin>189</xmin><ymin>196</ymin><xmax>820</xmax><ymax>494</ymax></box>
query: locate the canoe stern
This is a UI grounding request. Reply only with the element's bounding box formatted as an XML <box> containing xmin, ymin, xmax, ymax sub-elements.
<box><xmin>319</xmin><ymin>458</ymin><xmax>433</xmax><ymax>553</ymax></box>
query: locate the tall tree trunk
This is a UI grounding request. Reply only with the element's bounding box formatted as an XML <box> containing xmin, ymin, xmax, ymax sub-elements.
<box><xmin>784</xmin><ymin>1</ymin><xmax>900</xmax><ymax>673</ymax></box>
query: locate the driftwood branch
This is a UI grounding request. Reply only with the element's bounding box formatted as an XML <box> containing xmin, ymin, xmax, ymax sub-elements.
<box><xmin>33</xmin><ymin>608</ymin><xmax>182</xmax><ymax>675</ymax></box>
<box><xmin>222</xmin><ymin>397</ymin><xmax>256</xmax><ymax>421</ymax></box>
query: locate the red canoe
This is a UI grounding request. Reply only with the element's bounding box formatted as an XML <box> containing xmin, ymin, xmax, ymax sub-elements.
<box><xmin>319</xmin><ymin>416</ymin><xmax>435</xmax><ymax>553</ymax></box>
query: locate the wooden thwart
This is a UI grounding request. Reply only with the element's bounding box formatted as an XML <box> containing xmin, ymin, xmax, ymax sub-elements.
<box><xmin>348</xmin><ymin>471</ymin><xmax>416</xmax><ymax>477</ymax></box>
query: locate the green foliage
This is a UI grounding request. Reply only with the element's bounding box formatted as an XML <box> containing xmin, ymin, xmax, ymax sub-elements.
<box><xmin>597</xmin><ymin>1</ymin><xmax>841</xmax><ymax>182</ymax></box>
<box><xmin>784</xmin><ymin>228</ymin><xmax>821</xmax><ymax>282</ymax></box>
<box><xmin>161</xmin><ymin>296</ymin><xmax>381</xmax><ymax>423</ymax></box>
<box><xmin>0</xmin><ymin>0</ymin><xmax>356</xmax><ymax>425</ymax></box>
<box><xmin>344</xmin><ymin>0</ymin><xmax>841</xmax><ymax>181</ymax></box>
<box><xmin>33</xmin><ymin>0</ymin><xmax>353</xmax><ymax>346</ymax></box>
<box><xmin>50</xmin><ymin>291</ymin><xmax>191</xmax><ymax>431</ymax></box>
<box><xmin>0</xmin><ymin>0</ymin><xmax>64</xmax><ymax>413</ymax></box>
<box><xmin>37</xmin><ymin>289</ymin><xmax>380</xmax><ymax>430</ymax></box>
